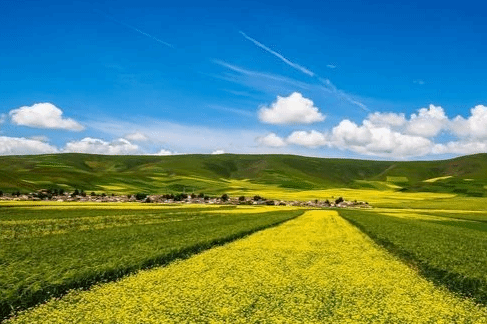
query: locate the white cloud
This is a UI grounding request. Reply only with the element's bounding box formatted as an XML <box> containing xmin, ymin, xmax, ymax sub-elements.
<box><xmin>332</xmin><ymin>120</ymin><xmax>372</xmax><ymax>146</ymax></box>
<box><xmin>29</xmin><ymin>135</ymin><xmax>49</xmax><ymax>142</ymax></box>
<box><xmin>413</xmin><ymin>80</ymin><xmax>425</xmax><ymax>85</ymax></box>
<box><xmin>63</xmin><ymin>137</ymin><xmax>139</xmax><ymax>155</ymax></box>
<box><xmin>287</xmin><ymin>130</ymin><xmax>327</xmax><ymax>148</ymax></box>
<box><xmin>432</xmin><ymin>141</ymin><xmax>487</xmax><ymax>155</ymax></box>
<box><xmin>0</xmin><ymin>114</ymin><xmax>6</xmax><ymax>124</ymax></box>
<box><xmin>406</xmin><ymin>104</ymin><xmax>448</xmax><ymax>137</ymax></box>
<box><xmin>9</xmin><ymin>103</ymin><xmax>84</xmax><ymax>131</ymax></box>
<box><xmin>450</xmin><ymin>105</ymin><xmax>487</xmax><ymax>139</ymax></box>
<box><xmin>89</xmin><ymin>118</ymin><xmax>264</xmax><ymax>154</ymax></box>
<box><xmin>125</xmin><ymin>132</ymin><xmax>148</xmax><ymax>142</ymax></box>
<box><xmin>256</xmin><ymin>133</ymin><xmax>287</xmax><ymax>147</ymax></box>
<box><xmin>0</xmin><ymin>136</ymin><xmax>58</xmax><ymax>155</ymax></box>
<box><xmin>212</xmin><ymin>149</ymin><xmax>225</xmax><ymax>155</ymax></box>
<box><xmin>326</xmin><ymin>64</ymin><xmax>336</xmax><ymax>69</ymax></box>
<box><xmin>367</xmin><ymin>112</ymin><xmax>406</xmax><ymax>128</ymax></box>
<box><xmin>330</xmin><ymin>120</ymin><xmax>433</xmax><ymax>158</ymax></box>
<box><xmin>153</xmin><ymin>148</ymin><xmax>174</xmax><ymax>156</ymax></box>
<box><xmin>258</xmin><ymin>92</ymin><xmax>325</xmax><ymax>125</ymax></box>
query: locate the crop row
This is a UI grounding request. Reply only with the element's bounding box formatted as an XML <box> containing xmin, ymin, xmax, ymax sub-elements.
<box><xmin>8</xmin><ymin>211</ymin><xmax>487</xmax><ymax>323</ymax></box>
<box><xmin>0</xmin><ymin>205</ymin><xmax>303</xmax><ymax>321</ymax></box>
<box><xmin>339</xmin><ymin>208</ymin><xmax>487</xmax><ymax>305</ymax></box>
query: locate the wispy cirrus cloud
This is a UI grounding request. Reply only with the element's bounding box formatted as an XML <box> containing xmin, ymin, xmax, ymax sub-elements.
<box><xmin>213</xmin><ymin>60</ymin><xmax>311</xmax><ymax>90</ymax></box>
<box><xmin>95</xmin><ymin>10</ymin><xmax>173</xmax><ymax>48</ymax></box>
<box><xmin>239</xmin><ymin>31</ymin><xmax>314</xmax><ymax>76</ymax></box>
<box><xmin>207</xmin><ymin>104</ymin><xmax>254</xmax><ymax>117</ymax></box>
<box><xmin>233</xmin><ymin>32</ymin><xmax>368</xmax><ymax>112</ymax></box>
<box><xmin>319</xmin><ymin>78</ymin><xmax>369</xmax><ymax>112</ymax></box>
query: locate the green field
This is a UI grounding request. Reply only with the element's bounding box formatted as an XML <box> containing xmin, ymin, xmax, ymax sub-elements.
<box><xmin>339</xmin><ymin>208</ymin><xmax>487</xmax><ymax>304</ymax></box>
<box><xmin>7</xmin><ymin>211</ymin><xmax>487</xmax><ymax>323</ymax></box>
<box><xmin>0</xmin><ymin>203</ymin><xmax>303</xmax><ymax>320</ymax></box>
<box><xmin>1</xmin><ymin>153</ymin><xmax>487</xmax><ymax>197</ymax></box>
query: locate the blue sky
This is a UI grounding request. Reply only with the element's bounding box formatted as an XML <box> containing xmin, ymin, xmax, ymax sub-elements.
<box><xmin>1</xmin><ymin>0</ymin><xmax>486</xmax><ymax>159</ymax></box>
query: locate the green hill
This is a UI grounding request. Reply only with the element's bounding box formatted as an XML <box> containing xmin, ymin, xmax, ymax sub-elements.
<box><xmin>0</xmin><ymin>153</ymin><xmax>487</xmax><ymax>197</ymax></box>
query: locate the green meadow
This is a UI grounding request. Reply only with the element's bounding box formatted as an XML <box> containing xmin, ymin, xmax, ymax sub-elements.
<box><xmin>1</xmin><ymin>153</ymin><xmax>487</xmax><ymax>197</ymax></box>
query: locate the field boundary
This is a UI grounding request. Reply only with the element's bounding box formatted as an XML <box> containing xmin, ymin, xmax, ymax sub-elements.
<box><xmin>1</xmin><ymin>210</ymin><xmax>305</xmax><ymax>322</ymax></box>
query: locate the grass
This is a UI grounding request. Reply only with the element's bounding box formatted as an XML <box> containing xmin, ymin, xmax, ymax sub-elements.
<box><xmin>7</xmin><ymin>211</ymin><xmax>487</xmax><ymax>323</ymax></box>
<box><xmin>0</xmin><ymin>203</ymin><xmax>303</xmax><ymax>321</ymax></box>
<box><xmin>1</xmin><ymin>153</ymin><xmax>487</xmax><ymax>197</ymax></box>
<box><xmin>339</xmin><ymin>208</ymin><xmax>487</xmax><ymax>305</ymax></box>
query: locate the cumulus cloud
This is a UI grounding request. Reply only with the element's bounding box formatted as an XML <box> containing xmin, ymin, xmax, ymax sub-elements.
<box><xmin>433</xmin><ymin>141</ymin><xmax>487</xmax><ymax>155</ymax></box>
<box><xmin>367</xmin><ymin>112</ymin><xmax>406</xmax><ymax>128</ymax></box>
<box><xmin>287</xmin><ymin>130</ymin><xmax>327</xmax><ymax>148</ymax></box>
<box><xmin>63</xmin><ymin>137</ymin><xmax>139</xmax><ymax>155</ymax></box>
<box><xmin>333</xmin><ymin>120</ymin><xmax>433</xmax><ymax>158</ymax></box>
<box><xmin>125</xmin><ymin>132</ymin><xmax>149</xmax><ymax>142</ymax></box>
<box><xmin>29</xmin><ymin>135</ymin><xmax>50</xmax><ymax>142</ymax></box>
<box><xmin>432</xmin><ymin>141</ymin><xmax>487</xmax><ymax>154</ymax></box>
<box><xmin>0</xmin><ymin>114</ymin><xmax>6</xmax><ymax>124</ymax></box>
<box><xmin>332</xmin><ymin>120</ymin><xmax>372</xmax><ymax>146</ymax></box>
<box><xmin>0</xmin><ymin>136</ymin><xmax>58</xmax><ymax>155</ymax></box>
<box><xmin>256</xmin><ymin>133</ymin><xmax>287</xmax><ymax>147</ymax></box>
<box><xmin>450</xmin><ymin>105</ymin><xmax>487</xmax><ymax>139</ymax></box>
<box><xmin>258</xmin><ymin>92</ymin><xmax>325</xmax><ymax>125</ymax></box>
<box><xmin>211</xmin><ymin>149</ymin><xmax>225</xmax><ymax>155</ymax></box>
<box><xmin>406</xmin><ymin>104</ymin><xmax>448</xmax><ymax>137</ymax></box>
<box><xmin>9</xmin><ymin>103</ymin><xmax>84</xmax><ymax>131</ymax></box>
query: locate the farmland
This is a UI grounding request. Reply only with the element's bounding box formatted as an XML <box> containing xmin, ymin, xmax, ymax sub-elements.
<box><xmin>7</xmin><ymin>211</ymin><xmax>487</xmax><ymax>323</ymax></box>
<box><xmin>0</xmin><ymin>203</ymin><xmax>303</xmax><ymax>320</ymax></box>
<box><xmin>339</xmin><ymin>207</ymin><xmax>487</xmax><ymax>305</ymax></box>
<box><xmin>2</xmin><ymin>153</ymin><xmax>487</xmax><ymax>322</ymax></box>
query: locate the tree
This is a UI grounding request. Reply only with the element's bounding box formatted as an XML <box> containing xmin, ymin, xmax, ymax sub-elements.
<box><xmin>135</xmin><ymin>193</ymin><xmax>147</xmax><ymax>201</ymax></box>
<box><xmin>253</xmin><ymin>195</ymin><xmax>263</xmax><ymax>201</ymax></box>
<box><xmin>0</xmin><ymin>190</ymin><xmax>3</xmax><ymax>197</ymax></box>
<box><xmin>335</xmin><ymin>197</ymin><xmax>344</xmax><ymax>205</ymax></box>
<box><xmin>221</xmin><ymin>193</ymin><xmax>229</xmax><ymax>202</ymax></box>
<box><xmin>71</xmin><ymin>189</ymin><xmax>80</xmax><ymax>197</ymax></box>
<box><xmin>238</xmin><ymin>196</ymin><xmax>246</xmax><ymax>202</ymax></box>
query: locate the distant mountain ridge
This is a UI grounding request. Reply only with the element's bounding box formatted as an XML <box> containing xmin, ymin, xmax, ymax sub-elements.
<box><xmin>0</xmin><ymin>153</ymin><xmax>486</xmax><ymax>197</ymax></box>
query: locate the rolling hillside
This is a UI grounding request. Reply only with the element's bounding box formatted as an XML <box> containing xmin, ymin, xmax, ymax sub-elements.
<box><xmin>0</xmin><ymin>153</ymin><xmax>486</xmax><ymax>197</ymax></box>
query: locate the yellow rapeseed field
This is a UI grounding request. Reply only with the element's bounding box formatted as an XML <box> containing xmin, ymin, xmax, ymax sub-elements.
<box><xmin>8</xmin><ymin>210</ymin><xmax>487</xmax><ymax>323</ymax></box>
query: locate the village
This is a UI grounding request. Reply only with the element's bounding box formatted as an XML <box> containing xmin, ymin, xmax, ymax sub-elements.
<box><xmin>0</xmin><ymin>189</ymin><xmax>371</xmax><ymax>208</ymax></box>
